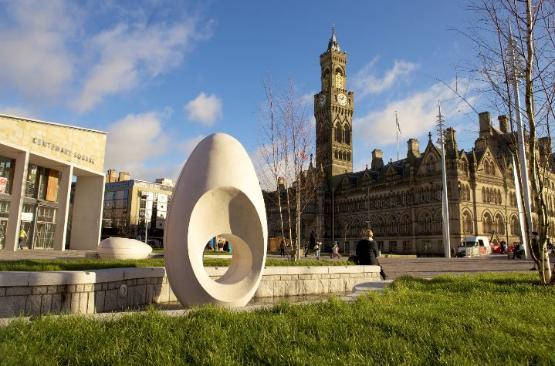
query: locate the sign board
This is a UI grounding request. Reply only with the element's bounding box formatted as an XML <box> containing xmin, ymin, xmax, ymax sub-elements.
<box><xmin>21</xmin><ymin>212</ymin><xmax>34</xmax><ymax>222</ymax></box>
<box><xmin>0</xmin><ymin>177</ymin><xmax>7</xmax><ymax>194</ymax></box>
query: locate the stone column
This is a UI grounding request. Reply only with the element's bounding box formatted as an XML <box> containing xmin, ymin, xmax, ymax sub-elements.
<box><xmin>53</xmin><ymin>165</ymin><xmax>73</xmax><ymax>251</ymax></box>
<box><xmin>5</xmin><ymin>151</ymin><xmax>29</xmax><ymax>251</ymax></box>
<box><xmin>69</xmin><ymin>174</ymin><xmax>104</xmax><ymax>250</ymax></box>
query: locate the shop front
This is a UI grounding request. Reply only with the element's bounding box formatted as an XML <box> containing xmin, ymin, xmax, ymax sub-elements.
<box><xmin>0</xmin><ymin>114</ymin><xmax>107</xmax><ymax>251</ymax></box>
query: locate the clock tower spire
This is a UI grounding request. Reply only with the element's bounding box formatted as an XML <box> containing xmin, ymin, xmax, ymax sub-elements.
<box><xmin>314</xmin><ymin>27</ymin><xmax>354</xmax><ymax>177</ymax></box>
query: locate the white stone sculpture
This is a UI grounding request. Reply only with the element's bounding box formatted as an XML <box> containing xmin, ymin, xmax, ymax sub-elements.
<box><xmin>97</xmin><ymin>237</ymin><xmax>152</xmax><ymax>260</ymax></box>
<box><xmin>164</xmin><ymin>133</ymin><xmax>268</xmax><ymax>307</ymax></box>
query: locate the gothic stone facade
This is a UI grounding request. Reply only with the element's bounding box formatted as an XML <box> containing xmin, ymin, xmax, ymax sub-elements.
<box><xmin>264</xmin><ymin>31</ymin><xmax>555</xmax><ymax>255</ymax></box>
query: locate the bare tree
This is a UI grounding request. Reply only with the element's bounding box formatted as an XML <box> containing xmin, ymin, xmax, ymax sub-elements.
<box><xmin>259</xmin><ymin>78</ymin><xmax>286</xmax><ymax>243</ymax></box>
<box><xmin>467</xmin><ymin>0</ymin><xmax>555</xmax><ymax>284</ymax></box>
<box><xmin>259</xmin><ymin>79</ymin><xmax>316</xmax><ymax>260</ymax></box>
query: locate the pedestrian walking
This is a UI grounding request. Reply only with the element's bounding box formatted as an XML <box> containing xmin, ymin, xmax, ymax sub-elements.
<box><xmin>314</xmin><ymin>241</ymin><xmax>321</xmax><ymax>260</ymax></box>
<box><xmin>280</xmin><ymin>239</ymin><xmax>285</xmax><ymax>257</ymax></box>
<box><xmin>331</xmin><ymin>241</ymin><xmax>341</xmax><ymax>259</ymax></box>
<box><xmin>18</xmin><ymin>227</ymin><xmax>28</xmax><ymax>250</ymax></box>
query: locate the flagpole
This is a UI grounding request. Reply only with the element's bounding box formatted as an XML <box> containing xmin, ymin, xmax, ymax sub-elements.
<box><xmin>437</xmin><ymin>102</ymin><xmax>451</xmax><ymax>258</ymax></box>
<box><xmin>395</xmin><ymin>111</ymin><xmax>400</xmax><ymax>161</ymax></box>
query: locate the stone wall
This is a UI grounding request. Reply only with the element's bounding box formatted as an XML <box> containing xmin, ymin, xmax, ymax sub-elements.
<box><xmin>0</xmin><ymin>266</ymin><xmax>380</xmax><ymax>318</ymax></box>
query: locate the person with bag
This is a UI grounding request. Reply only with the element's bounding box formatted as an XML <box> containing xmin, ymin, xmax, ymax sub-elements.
<box><xmin>356</xmin><ymin>229</ymin><xmax>387</xmax><ymax>280</ymax></box>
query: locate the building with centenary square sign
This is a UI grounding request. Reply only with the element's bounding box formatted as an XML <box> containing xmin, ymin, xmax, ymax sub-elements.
<box><xmin>0</xmin><ymin>114</ymin><xmax>106</xmax><ymax>251</ymax></box>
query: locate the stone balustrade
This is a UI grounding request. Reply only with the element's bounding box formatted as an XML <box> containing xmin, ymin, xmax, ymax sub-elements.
<box><xmin>0</xmin><ymin>265</ymin><xmax>380</xmax><ymax>318</ymax></box>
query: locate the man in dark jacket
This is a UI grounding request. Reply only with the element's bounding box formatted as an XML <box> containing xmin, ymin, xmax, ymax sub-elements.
<box><xmin>356</xmin><ymin>229</ymin><xmax>386</xmax><ymax>280</ymax></box>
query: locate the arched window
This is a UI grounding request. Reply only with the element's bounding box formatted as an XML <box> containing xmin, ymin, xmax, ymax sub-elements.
<box><xmin>511</xmin><ymin>215</ymin><xmax>520</xmax><ymax>236</ymax></box>
<box><xmin>433</xmin><ymin>211</ymin><xmax>442</xmax><ymax>234</ymax></box>
<box><xmin>335</xmin><ymin>124</ymin><xmax>342</xmax><ymax>143</ymax></box>
<box><xmin>376</xmin><ymin>216</ymin><xmax>385</xmax><ymax>236</ymax></box>
<box><xmin>344</xmin><ymin>125</ymin><xmax>351</xmax><ymax>145</ymax></box>
<box><xmin>462</xmin><ymin>211</ymin><xmax>473</xmax><ymax>234</ymax></box>
<box><xmin>401</xmin><ymin>214</ymin><xmax>410</xmax><ymax>235</ymax></box>
<box><xmin>483</xmin><ymin>212</ymin><xmax>494</xmax><ymax>234</ymax></box>
<box><xmin>419</xmin><ymin>212</ymin><xmax>432</xmax><ymax>234</ymax></box>
<box><xmin>426</xmin><ymin>157</ymin><xmax>435</xmax><ymax>174</ymax></box>
<box><xmin>322</xmin><ymin>69</ymin><xmax>330</xmax><ymax>89</ymax></box>
<box><xmin>495</xmin><ymin>214</ymin><xmax>505</xmax><ymax>235</ymax></box>
<box><xmin>390</xmin><ymin>216</ymin><xmax>399</xmax><ymax>235</ymax></box>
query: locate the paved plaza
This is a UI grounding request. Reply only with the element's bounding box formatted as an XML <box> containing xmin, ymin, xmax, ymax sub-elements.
<box><xmin>379</xmin><ymin>255</ymin><xmax>537</xmax><ymax>280</ymax></box>
<box><xmin>0</xmin><ymin>250</ymin><xmax>540</xmax><ymax>281</ymax></box>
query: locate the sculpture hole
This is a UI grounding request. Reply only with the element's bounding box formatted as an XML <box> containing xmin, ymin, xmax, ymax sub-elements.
<box><xmin>203</xmin><ymin>235</ymin><xmax>234</xmax><ymax>280</ymax></box>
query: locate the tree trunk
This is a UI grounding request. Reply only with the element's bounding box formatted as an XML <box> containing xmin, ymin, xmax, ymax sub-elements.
<box><xmin>285</xmin><ymin>185</ymin><xmax>294</xmax><ymax>261</ymax></box>
<box><xmin>296</xmin><ymin>181</ymin><xmax>301</xmax><ymax>261</ymax></box>
<box><xmin>524</xmin><ymin>0</ymin><xmax>551</xmax><ymax>284</ymax></box>
<box><xmin>276</xmin><ymin>185</ymin><xmax>285</xmax><ymax>240</ymax></box>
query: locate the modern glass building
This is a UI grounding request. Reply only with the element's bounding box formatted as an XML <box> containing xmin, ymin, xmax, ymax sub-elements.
<box><xmin>0</xmin><ymin>114</ymin><xmax>106</xmax><ymax>251</ymax></box>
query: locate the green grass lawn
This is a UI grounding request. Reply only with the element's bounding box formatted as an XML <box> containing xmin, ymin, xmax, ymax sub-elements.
<box><xmin>0</xmin><ymin>273</ymin><xmax>553</xmax><ymax>365</ymax></box>
<box><xmin>0</xmin><ymin>257</ymin><xmax>352</xmax><ymax>271</ymax></box>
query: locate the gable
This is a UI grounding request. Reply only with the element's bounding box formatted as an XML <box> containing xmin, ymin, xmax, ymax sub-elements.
<box><xmin>416</xmin><ymin>148</ymin><xmax>440</xmax><ymax>176</ymax></box>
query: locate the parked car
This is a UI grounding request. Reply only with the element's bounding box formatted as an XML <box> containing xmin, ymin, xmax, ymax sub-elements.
<box><xmin>456</xmin><ymin>236</ymin><xmax>491</xmax><ymax>257</ymax></box>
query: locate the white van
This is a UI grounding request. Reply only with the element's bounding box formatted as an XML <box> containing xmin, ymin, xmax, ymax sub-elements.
<box><xmin>456</xmin><ymin>236</ymin><xmax>491</xmax><ymax>257</ymax></box>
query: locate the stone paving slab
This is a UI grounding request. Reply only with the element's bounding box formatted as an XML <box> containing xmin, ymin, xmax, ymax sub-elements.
<box><xmin>379</xmin><ymin>255</ymin><xmax>540</xmax><ymax>280</ymax></box>
<box><xmin>0</xmin><ymin>250</ymin><xmax>94</xmax><ymax>261</ymax></box>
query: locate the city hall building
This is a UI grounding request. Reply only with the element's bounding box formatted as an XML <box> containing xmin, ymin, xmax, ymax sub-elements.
<box><xmin>0</xmin><ymin>114</ymin><xmax>106</xmax><ymax>251</ymax></box>
<box><xmin>264</xmin><ymin>30</ymin><xmax>555</xmax><ymax>255</ymax></box>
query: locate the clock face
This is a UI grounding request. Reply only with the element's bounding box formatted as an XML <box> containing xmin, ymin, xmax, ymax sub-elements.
<box><xmin>318</xmin><ymin>94</ymin><xmax>326</xmax><ymax>106</ymax></box>
<box><xmin>337</xmin><ymin>93</ymin><xmax>347</xmax><ymax>106</ymax></box>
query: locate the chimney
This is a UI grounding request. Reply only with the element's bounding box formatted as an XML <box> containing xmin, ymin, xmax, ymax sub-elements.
<box><xmin>118</xmin><ymin>171</ymin><xmax>130</xmax><ymax>182</ymax></box>
<box><xmin>479</xmin><ymin>111</ymin><xmax>492</xmax><ymax>136</ymax></box>
<box><xmin>498</xmin><ymin>115</ymin><xmax>509</xmax><ymax>133</ymax></box>
<box><xmin>106</xmin><ymin>169</ymin><xmax>118</xmax><ymax>183</ymax></box>
<box><xmin>407</xmin><ymin>138</ymin><xmax>420</xmax><ymax>159</ymax></box>
<box><xmin>371</xmin><ymin>149</ymin><xmax>384</xmax><ymax>170</ymax></box>
<box><xmin>444</xmin><ymin>127</ymin><xmax>457</xmax><ymax>155</ymax></box>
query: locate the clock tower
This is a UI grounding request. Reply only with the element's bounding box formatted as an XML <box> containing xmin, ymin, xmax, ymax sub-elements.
<box><xmin>314</xmin><ymin>27</ymin><xmax>354</xmax><ymax>178</ymax></box>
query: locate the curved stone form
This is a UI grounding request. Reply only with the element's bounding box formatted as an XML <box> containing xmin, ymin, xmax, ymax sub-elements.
<box><xmin>164</xmin><ymin>133</ymin><xmax>268</xmax><ymax>307</ymax></box>
<box><xmin>97</xmin><ymin>237</ymin><xmax>152</xmax><ymax>260</ymax></box>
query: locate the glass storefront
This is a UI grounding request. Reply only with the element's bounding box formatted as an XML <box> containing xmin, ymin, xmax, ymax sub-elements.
<box><xmin>0</xmin><ymin>200</ymin><xmax>9</xmax><ymax>249</ymax></box>
<box><xmin>0</xmin><ymin>156</ymin><xmax>14</xmax><ymax>249</ymax></box>
<box><xmin>20</xmin><ymin>164</ymin><xmax>60</xmax><ymax>249</ymax></box>
<box><xmin>0</xmin><ymin>157</ymin><xmax>14</xmax><ymax>195</ymax></box>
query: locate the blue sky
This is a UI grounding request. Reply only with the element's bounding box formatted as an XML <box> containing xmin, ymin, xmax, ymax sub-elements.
<box><xmin>0</xmin><ymin>0</ymin><xmax>492</xmax><ymax>181</ymax></box>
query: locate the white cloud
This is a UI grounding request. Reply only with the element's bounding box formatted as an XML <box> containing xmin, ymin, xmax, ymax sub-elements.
<box><xmin>354</xmin><ymin>79</ymin><xmax>478</xmax><ymax>147</ymax></box>
<box><xmin>105</xmin><ymin>112</ymin><xmax>169</xmax><ymax>175</ymax></box>
<box><xmin>353</xmin><ymin>58</ymin><xmax>418</xmax><ymax>96</ymax></box>
<box><xmin>0</xmin><ymin>0</ymin><xmax>75</xmax><ymax>98</ymax></box>
<box><xmin>185</xmin><ymin>92</ymin><xmax>222</xmax><ymax>126</ymax></box>
<box><xmin>0</xmin><ymin>2</ymin><xmax>211</xmax><ymax>111</ymax></box>
<box><xmin>75</xmin><ymin>21</ymin><xmax>199</xmax><ymax>112</ymax></box>
<box><xmin>299</xmin><ymin>92</ymin><xmax>316</xmax><ymax>106</ymax></box>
